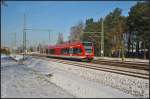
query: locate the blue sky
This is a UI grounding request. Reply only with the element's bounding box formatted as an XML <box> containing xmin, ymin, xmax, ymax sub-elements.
<box><xmin>1</xmin><ymin>1</ymin><xmax>138</xmax><ymax>48</ymax></box>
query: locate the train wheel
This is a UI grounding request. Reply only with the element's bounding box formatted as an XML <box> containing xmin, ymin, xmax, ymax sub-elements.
<box><xmin>88</xmin><ymin>59</ymin><xmax>93</xmax><ymax>62</ymax></box>
<box><xmin>81</xmin><ymin>58</ymin><xmax>93</xmax><ymax>62</ymax></box>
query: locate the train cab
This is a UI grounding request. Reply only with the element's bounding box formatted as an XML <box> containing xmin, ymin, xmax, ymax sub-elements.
<box><xmin>82</xmin><ymin>42</ymin><xmax>94</xmax><ymax>61</ymax></box>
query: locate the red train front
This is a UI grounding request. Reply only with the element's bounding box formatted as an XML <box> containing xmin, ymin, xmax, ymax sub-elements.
<box><xmin>47</xmin><ymin>41</ymin><xmax>94</xmax><ymax>61</ymax></box>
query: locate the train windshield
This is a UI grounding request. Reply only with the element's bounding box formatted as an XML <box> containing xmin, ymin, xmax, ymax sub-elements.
<box><xmin>82</xmin><ymin>42</ymin><xmax>93</xmax><ymax>53</ymax></box>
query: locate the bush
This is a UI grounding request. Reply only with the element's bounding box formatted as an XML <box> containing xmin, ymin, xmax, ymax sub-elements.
<box><xmin>1</xmin><ymin>48</ymin><xmax>10</xmax><ymax>55</ymax></box>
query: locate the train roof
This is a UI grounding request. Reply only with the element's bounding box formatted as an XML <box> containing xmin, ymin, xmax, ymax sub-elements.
<box><xmin>48</xmin><ymin>41</ymin><xmax>81</xmax><ymax>49</ymax></box>
<box><xmin>48</xmin><ymin>41</ymin><xmax>92</xmax><ymax>49</ymax></box>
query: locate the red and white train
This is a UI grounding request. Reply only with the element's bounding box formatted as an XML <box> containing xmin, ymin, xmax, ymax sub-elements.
<box><xmin>47</xmin><ymin>41</ymin><xmax>94</xmax><ymax>61</ymax></box>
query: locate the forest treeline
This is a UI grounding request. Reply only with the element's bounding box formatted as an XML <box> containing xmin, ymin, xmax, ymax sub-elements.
<box><xmin>68</xmin><ymin>1</ymin><xmax>150</xmax><ymax>59</ymax></box>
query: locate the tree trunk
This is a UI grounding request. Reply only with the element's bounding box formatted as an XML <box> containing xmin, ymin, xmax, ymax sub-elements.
<box><xmin>136</xmin><ymin>41</ymin><xmax>139</xmax><ymax>58</ymax></box>
<box><xmin>143</xmin><ymin>41</ymin><xmax>146</xmax><ymax>59</ymax></box>
<box><xmin>131</xmin><ymin>43</ymin><xmax>133</xmax><ymax>53</ymax></box>
<box><xmin>127</xmin><ymin>32</ymin><xmax>131</xmax><ymax>53</ymax></box>
<box><xmin>148</xmin><ymin>40</ymin><xmax>150</xmax><ymax>65</ymax></box>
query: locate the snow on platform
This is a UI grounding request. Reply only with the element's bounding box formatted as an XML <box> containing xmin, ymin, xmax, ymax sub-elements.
<box><xmin>1</xmin><ymin>54</ymin><xmax>16</xmax><ymax>65</ymax></box>
<box><xmin>1</xmin><ymin>54</ymin><xmax>9</xmax><ymax>58</ymax></box>
<box><xmin>9</xmin><ymin>54</ymin><xmax>24</xmax><ymax>61</ymax></box>
<box><xmin>1</xmin><ymin>54</ymin><xmax>12</xmax><ymax>60</ymax></box>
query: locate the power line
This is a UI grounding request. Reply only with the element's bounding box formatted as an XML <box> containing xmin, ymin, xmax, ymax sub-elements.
<box><xmin>83</xmin><ymin>18</ymin><xmax>104</xmax><ymax>57</ymax></box>
<box><xmin>25</xmin><ymin>28</ymin><xmax>51</xmax><ymax>44</ymax></box>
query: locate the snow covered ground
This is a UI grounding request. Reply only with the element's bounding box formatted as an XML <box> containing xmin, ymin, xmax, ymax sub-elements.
<box><xmin>1</xmin><ymin>55</ymin><xmax>149</xmax><ymax>98</ymax></box>
<box><xmin>9</xmin><ymin>54</ymin><xmax>25</xmax><ymax>61</ymax></box>
<box><xmin>1</xmin><ymin>55</ymin><xmax>74</xmax><ymax>98</ymax></box>
<box><xmin>45</xmin><ymin>59</ymin><xmax>149</xmax><ymax>98</ymax></box>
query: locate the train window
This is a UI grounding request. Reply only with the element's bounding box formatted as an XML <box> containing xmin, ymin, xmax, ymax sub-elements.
<box><xmin>49</xmin><ymin>49</ymin><xmax>55</xmax><ymax>54</ymax></box>
<box><xmin>69</xmin><ymin>48</ymin><xmax>73</xmax><ymax>54</ymax></box>
<box><xmin>78</xmin><ymin>48</ymin><xmax>82</xmax><ymax>54</ymax></box>
<box><xmin>85</xmin><ymin>49</ymin><xmax>92</xmax><ymax>53</ymax></box>
<box><xmin>67</xmin><ymin>48</ymin><xmax>70</xmax><ymax>54</ymax></box>
<box><xmin>82</xmin><ymin>42</ymin><xmax>92</xmax><ymax>46</ymax></box>
<box><xmin>73</xmin><ymin>48</ymin><xmax>77</xmax><ymax>54</ymax></box>
<box><xmin>73</xmin><ymin>48</ymin><xmax>82</xmax><ymax>54</ymax></box>
<box><xmin>61</xmin><ymin>48</ymin><xmax>65</xmax><ymax>54</ymax></box>
<box><xmin>61</xmin><ymin>48</ymin><xmax>70</xmax><ymax>54</ymax></box>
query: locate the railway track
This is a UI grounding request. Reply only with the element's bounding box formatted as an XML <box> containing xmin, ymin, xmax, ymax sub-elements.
<box><xmin>92</xmin><ymin>60</ymin><xmax>149</xmax><ymax>71</ymax></box>
<box><xmin>30</xmin><ymin>53</ymin><xmax>149</xmax><ymax>71</ymax></box>
<box><xmin>31</xmin><ymin>54</ymin><xmax>149</xmax><ymax>79</ymax></box>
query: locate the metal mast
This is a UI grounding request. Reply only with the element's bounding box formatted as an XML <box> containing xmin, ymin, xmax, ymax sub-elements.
<box><xmin>14</xmin><ymin>32</ymin><xmax>16</xmax><ymax>53</ymax></box>
<box><xmin>49</xmin><ymin>31</ymin><xmax>51</xmax><ymax>44</ymax></box>
<box><xmin>101</xmin><ymin>18</ymin><xmax>104</xmax><ymax>57</ymax></box>
<box><xmin>23</xmin><ymin>14</ymin><xmax>26</xmax><ymax>60</ymax></box>
<box><xmin>82</xmin><ymin>18</ymin><xmax>105</xmax><ymax>57</ymax></box>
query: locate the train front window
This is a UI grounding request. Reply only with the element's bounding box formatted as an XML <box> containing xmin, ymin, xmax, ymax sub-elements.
<box><xmin>82</xmin><ymin>42</ymin><xmax>93</xmax><ymax>53</ymax></box>
<box><xmin>82</xmin><ymin>42</ymin><xmax>92</xmax><ymax>46</ymax></box>
<box><xmin>85</xmin><ymin>48</ymin><xmax>92</xmax><ymax>53</ymax></box>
